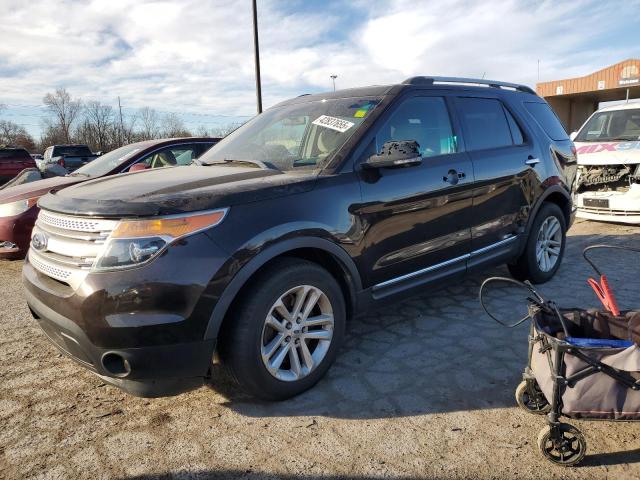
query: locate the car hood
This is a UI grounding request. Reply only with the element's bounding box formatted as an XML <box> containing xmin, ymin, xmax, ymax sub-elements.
<box><xmin>38</xmin><ymin>165</ymin><xmax>318</xmax><ymax>217</ymax></box>
<box><xmin>576</xmin><ymin>141</ymin><xmax>640</xmax><ymax>166</ymax></box>
<box><xmin>0</xmin><ymin>175</ymin><xmax>82</xmax><ymax>204</ymax></box>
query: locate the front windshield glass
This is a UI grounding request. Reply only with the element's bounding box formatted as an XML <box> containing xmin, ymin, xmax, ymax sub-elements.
<box><xmin>575</xmin><ymin>108</ymin><xmax>640</xmax><ymax>142</ymax></box>
<box><xmin>199</xmin><ymin>97</ymin><xmax>383</xmax><ymax>171</ymax></box>
<box><xmin>73</xmin><ymin>144</ymin><xmax>144</xmax><ymax>177</ymax></box>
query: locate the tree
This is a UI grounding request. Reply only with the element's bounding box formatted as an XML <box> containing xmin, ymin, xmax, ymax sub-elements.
<box><xmin>161</xmin><ymin>112</ymin><xmax>191</xmax><ymax>138</ymax></box>
<box><xmin>0</xmin><ymin>120</ymin><xmax>36</xmax><ymax>151</ymax></box>
<box><xmin>83</xmin><ymin>101</ymin><xmax>114</xmax><ymax>151</ymax></box>
<box><xmin>138</xmin><ymin>107</ymin><xmax>161</xmax><ymax>140</ymax></box>
<box><xmin>43</xmin><ymin>88</ymin><xmax>82</xmax><ymax>143</ymax></box>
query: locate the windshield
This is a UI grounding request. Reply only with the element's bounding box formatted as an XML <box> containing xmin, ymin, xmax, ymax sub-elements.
<box><xmin>73</xmin><ymin>144</ymin><xmax>143</xmax><ymax>177</ymax></box>
<box><xmin>575</xmin><ymin>107</ymin><xmax>640</xmax><ymax>142</ymax></box>
<box><xmin>54</xmin><ymin>146</ymin><xmax>93</xmax><ymax>156</ymax></box>
<box><xmin>199</xmin><ymin>96</ymin><xmax>382</xmax><ymax>171</ymax></box>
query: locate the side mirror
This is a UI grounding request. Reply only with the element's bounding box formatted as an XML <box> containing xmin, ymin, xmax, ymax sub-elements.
<box><xmin>363</xmin><ymin>140</ymin><xmax>422</xmax><ymax>169</ymax></box>
<box><xmin>569</xmin><ymin>131</ymin><xmax>578</xmax><ymax>141</ymax></box>
<box><xmin>129</xmin><ymin>163</ymin><xmax>149</xmax><ymax>173</ymax></box>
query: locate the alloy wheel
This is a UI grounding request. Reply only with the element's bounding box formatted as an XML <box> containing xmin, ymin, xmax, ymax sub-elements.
<box><xmin>260</xmin><ymin>285</ymin><xmax>334</xmax><ymax>382</ymax></box>
<box><xmin>535</xmin><ymin>216</ymin><xmax>562</xmax><ymax>272</ymax></box>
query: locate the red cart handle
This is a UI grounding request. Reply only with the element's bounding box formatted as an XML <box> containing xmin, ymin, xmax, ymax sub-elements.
<box><xmin>587</xmin><ymin>276</ymin><xmax>620</xmax><ymax>316</ymax></box>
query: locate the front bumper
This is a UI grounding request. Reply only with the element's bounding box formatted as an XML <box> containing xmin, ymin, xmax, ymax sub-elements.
<box><xmin>576</xmin><ymin>184</ymin><xmax>640</xmax><ymax>224</ymax></box>
<box><xmin>21</xmin><ymin>231</ymin><xmax>230</xmax><ymax>397</ymax></box>
<box><xmin>25</xmin><ymin>286</ymin><xmax>215</xmax><ymax>396</ymax></box>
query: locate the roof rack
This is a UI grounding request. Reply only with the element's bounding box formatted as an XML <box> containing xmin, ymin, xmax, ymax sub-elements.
<box><xmin>402</xmin><ymin>76</ymin><xmax>536</xmax><ymax>95</ymax></box>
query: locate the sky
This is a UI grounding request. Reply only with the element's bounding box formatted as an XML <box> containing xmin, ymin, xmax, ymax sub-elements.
<box><xmin>1</xmin><ymin>0</ymin><xmax>639</xmax><ymax>138</ymax></box>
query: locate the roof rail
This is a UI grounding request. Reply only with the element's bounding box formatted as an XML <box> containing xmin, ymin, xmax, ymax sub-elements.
<box><xmin>402</xmin><ymin>76</ymin><xmax>536</xmax><ymax>94</ymax></box>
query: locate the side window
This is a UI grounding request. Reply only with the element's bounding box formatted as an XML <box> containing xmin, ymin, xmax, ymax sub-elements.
<box><xmin>376</xmin><ymin>97</ymin><xmax>457</xmax><ymax>158</ymax></box>
<box><xmin>523</xmin><ymin>102</ymin><xmax>569</xmax><ymax>141</ymax></box>
<box><xmin>457</xmin><ymin>97</ymin><xmax>513</xmax><ymax>150</ymax></box>
<box><xmin>135</xmin><ymin>145</ymin><xmax>199</xmax><ymax>169</ymax></box>
<box><xmin>504</xmin><ymin>107</ymin><xmax>525</xmax><ymax>145</ymax></box>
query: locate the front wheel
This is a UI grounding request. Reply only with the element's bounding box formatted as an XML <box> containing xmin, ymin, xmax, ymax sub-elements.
<box><xmin>537</xmin><ymin>423</ymin><xmax>586</xmax><ymax>466</ymax></box>
<box><xmin>219</xmin><ymin>258</ymin><xmax>346</xmax><ymax>400</ymax></box>
<box><xmin>509</xmin><ymin>202</ymin><xmax>567</xmax><ymax>284</ymax></box>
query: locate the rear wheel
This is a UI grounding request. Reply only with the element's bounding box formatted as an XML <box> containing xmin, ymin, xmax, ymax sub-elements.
<box><xmin>515</xmin><ymin>380</ymin><xmax>551</xmax><ymax>414</ymax></box>
<box><xmin>509</xmin><ymin>202</ymin><xmax>566</xmax><ymax>284</ymax></box>
<box><xmin>219</xmin><ymin>258</ymin><xmax>346</xmax><ymax>400</ymax></box>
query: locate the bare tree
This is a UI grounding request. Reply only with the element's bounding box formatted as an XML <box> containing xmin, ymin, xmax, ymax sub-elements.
<box><xmin>43</xmin><ymin>88</ymin><xmax>83</xmax><ymax>143</ymax></box>
<box><xmin>83</xmin><ymin>101</ymin><xmax>114</xmax><ymax>151</ymax></box>
<box><xmin>195</xmin><ymin>125</ymin><xmax>210</xmax><ymax>137</ymax></box>
<box><xmin>161</xmin><ymin>112</ymin><xmax>191</xmax><ymax>138</ymax></box>
<box><xmin>138</xmin><ymin>107</ymin><xmax>161</xmax><ymax>140</ymax></box>
<box><xmin>0</xmin><ymin>120</ymin><xmax>36</xmax><ymax>150</ymax></box>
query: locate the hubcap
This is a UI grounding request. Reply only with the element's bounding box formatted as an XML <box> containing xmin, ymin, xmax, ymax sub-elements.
<box><xmin>260</xmin><ymin>285</ymin><xmax>334</xmax><ymax>382</ymax></box>
<box><xmin>535</xmin><ymin>216</ymin><xmax>562</xmax><ymax>272</ymax></box>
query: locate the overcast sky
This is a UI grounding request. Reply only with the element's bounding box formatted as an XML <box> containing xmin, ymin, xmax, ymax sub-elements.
<box><xmin>1</xmin><ymin>0</ymin><xmax>639</xmax><ymax>137</ymax></box>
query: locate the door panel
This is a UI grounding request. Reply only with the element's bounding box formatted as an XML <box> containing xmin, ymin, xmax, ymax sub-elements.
<box><xmin>455</xmin><ymin>96</ymin><xmax>540</xmax><ymax>252</ymax></box>
<box><xmin>354</xmin><ymin>95</ymin><xmax>474</xmax><ymax>290</ymax></box>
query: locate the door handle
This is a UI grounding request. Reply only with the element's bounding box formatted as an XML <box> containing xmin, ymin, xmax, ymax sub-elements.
<box><xmin>525</xmin><ymin>156</ymin><xmax>540</xmax><ymax>166</ymax></box>
<box><xmin>443</xmin><ymin>169</ymin><xmax>465</xmax><ymax>185</ymax></box>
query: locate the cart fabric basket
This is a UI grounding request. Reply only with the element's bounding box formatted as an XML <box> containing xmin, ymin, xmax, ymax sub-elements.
<box><xmin>532</xmin><ymin>308</ymin><xmax>640</xmax><ymax>421</ymax></box>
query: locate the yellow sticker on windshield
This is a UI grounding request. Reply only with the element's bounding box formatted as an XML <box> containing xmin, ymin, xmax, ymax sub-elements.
<box><xmin>354</xmin><ymin>109</ymin><xmax>367</xmax><ymax>118</ymax></box>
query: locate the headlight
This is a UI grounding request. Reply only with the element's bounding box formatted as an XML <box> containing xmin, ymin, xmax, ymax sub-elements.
<box><xmin>0</xmin><ymin>197</ymin><xmax>38</xmax><ymax>217</ymax></box>
<box><xmin>92</xmin><ymin>209</ymin><xmax>228</xmax><ymax>271</ymax></box>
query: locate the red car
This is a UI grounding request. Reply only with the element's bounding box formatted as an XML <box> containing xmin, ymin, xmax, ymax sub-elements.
<box><xmin>0</xmin><ymin>137</ymin><xmax>219</xmax><ymax>259</ymax></box>
<box><xmin>0</xmin><ymin>147</ymin><xmax>37</xmax><ymax>185</ymax></box>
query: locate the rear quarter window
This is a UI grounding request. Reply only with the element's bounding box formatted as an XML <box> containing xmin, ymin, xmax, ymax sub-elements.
<box><xmin>524</xmin><ymin>102</ymin><xmax>569</xmax><ymax>141</ymax></box>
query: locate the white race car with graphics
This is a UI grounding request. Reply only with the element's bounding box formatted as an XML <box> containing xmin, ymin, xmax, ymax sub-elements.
<box><xmin>573</xmin><ymin>103</ymin><xmax>640</xmax><ymax>224</ymax></box>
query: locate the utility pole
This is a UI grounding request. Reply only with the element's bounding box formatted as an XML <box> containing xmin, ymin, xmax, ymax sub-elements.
<box><xmin>252</xmin><ymin>0</ymin><xmax>262</xmax><ymax>114</ymax></box>
<box><xmin>330</xmin><ymin>74</ymin><xmax>337</xmax><ymax>92</ymax></box>
<box><xmin>117</xmin><ymin>96</ymin><xmax>124</xmax><ymax>145</ymax></box>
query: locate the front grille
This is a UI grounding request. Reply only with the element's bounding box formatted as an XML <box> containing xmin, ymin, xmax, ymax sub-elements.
<box><xmin>29</xmin><ymin>210</ymin><xmax>119</xmax><ymax>289</ymax></box>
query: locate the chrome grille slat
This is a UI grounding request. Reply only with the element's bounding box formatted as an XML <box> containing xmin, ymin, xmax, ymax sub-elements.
<box><xmin>35</xmin><ymin>220</ymin><xmax>109</xmax><ymax>242</ymax></box>
<box><xmin>29</xmin><ymin>209</ymin><xmax>118</xmax><ymax>290</ymax></box>
<box><xmin>39</xmin><ymin>211</ymin><xmax>118</xmax><ymax>233</ymax></box>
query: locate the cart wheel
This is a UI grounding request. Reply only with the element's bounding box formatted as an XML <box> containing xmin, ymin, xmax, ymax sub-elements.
<box><xmin>515</xmin><ymin>380</ymin><xmax>551</xmax><ymax>415</ymax></box>
<box><xmin>537</xmin><ymin>423</ymin><xmax>586</xmax><ymax>466</ymax></box>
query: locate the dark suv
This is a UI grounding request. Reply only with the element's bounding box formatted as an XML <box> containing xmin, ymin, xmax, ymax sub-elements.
<box><xmin>22</xmin><ymin>77</ymin><xmax>577</xmax><ymax>400</ymax></box>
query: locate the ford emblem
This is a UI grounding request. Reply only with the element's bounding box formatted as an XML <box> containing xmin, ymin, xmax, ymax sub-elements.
<box><xmin>32</xmin><ymin>232</ymin><xmax>48</xmax><ymax>251</ymax></box>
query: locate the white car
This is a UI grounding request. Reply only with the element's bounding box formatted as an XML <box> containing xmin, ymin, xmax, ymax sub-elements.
<box><xmin>572</xmin><ymin>103</ymin><xmax>640</xmax><ymax>224</ymax></box>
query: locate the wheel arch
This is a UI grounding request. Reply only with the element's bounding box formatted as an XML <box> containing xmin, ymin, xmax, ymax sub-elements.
<box><xmin>203</xmin><ymin>237</ymin><xmax>362</xmax><ymax>340</ymax></box>
<box><xmin>525</xmin><ymin>185</ymin><xmax>572</xmax><ymax>236</ymax></box>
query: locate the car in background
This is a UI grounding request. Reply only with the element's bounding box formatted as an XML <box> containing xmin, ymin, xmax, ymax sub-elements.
<box><xmin>0</xmin><ymin>137</ymin><xmax>219</xmax><ymax>258</ymax></box>
<box><xmin>0</xmin><ymin>147</ymin><xmax>37</xmax><ymax>185</ymax></box>
<box><xmin>42</xmin><ymin>144</ymin><xmax>98</xmax><ymax>172</ymax></box>
<box><xmin>572</xmin><ymin>103</ymin><xmax>640</xmax><ymax>224</ymax></box>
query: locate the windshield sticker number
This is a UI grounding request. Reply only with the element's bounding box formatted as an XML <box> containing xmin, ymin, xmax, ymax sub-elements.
<box><xmin>312</xmin><ymin>115</ymin><xmax>354</xmax><ymax>133</ymax></box>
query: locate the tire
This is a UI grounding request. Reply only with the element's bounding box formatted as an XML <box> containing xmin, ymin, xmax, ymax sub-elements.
<box><xmin>508</xmin><ymin>202</ymin><xmax>567</xmax><ymax>284</ymax></box>
<box><xmin>515</xmin><ymin>380</ymin><xmax>551</xmax><ymax>415</ymax></box>
<box><xmin>218</xmin><ymin>257</ymin><xmax>346</xmax><ymax>401</ymax></box>
<box><xmin>537</xmin><ymin>423</ymin><xmax>586</xmax><ymax>466</ymax></box>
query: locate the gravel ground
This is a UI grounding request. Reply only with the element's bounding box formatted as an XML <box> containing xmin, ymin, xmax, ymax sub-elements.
<box><xmin>1</xmin><ymin>219</ymin><xmax>640</xmax><ymax>480</ymax></box>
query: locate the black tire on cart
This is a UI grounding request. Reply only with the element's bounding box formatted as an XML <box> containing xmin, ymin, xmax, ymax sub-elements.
<box><xmin>537</xmin><ymin>423</ymin><xmax>586</xmax><ymax>466</ymax></box>
<box><xmin>515</xmin><ymin>380</ymin><xmax>551</xmax><ymax>415</ymax></box>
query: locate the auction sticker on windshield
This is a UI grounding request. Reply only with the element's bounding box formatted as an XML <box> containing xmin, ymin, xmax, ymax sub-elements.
<box><xmin>312</xmin><ymin>115</ymin><xmax>355</xmax><ymax>133</ymax></box>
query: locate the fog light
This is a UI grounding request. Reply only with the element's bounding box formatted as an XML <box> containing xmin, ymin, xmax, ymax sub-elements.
<box><xmin>101</xmin><ymin>352</ymin><xmax>131</xmax><ymax>377</ymax></box>
<box><xmin>0</xmin><ymin>241</ymin><xmax>18</xmax><ymax>251</ymax></box>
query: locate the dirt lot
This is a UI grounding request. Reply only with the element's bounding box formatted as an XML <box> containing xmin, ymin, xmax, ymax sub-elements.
<box><xmin>1</xmin><ymin>219</ymin><xmax>640</xmax><ymax>480</ymax></box>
